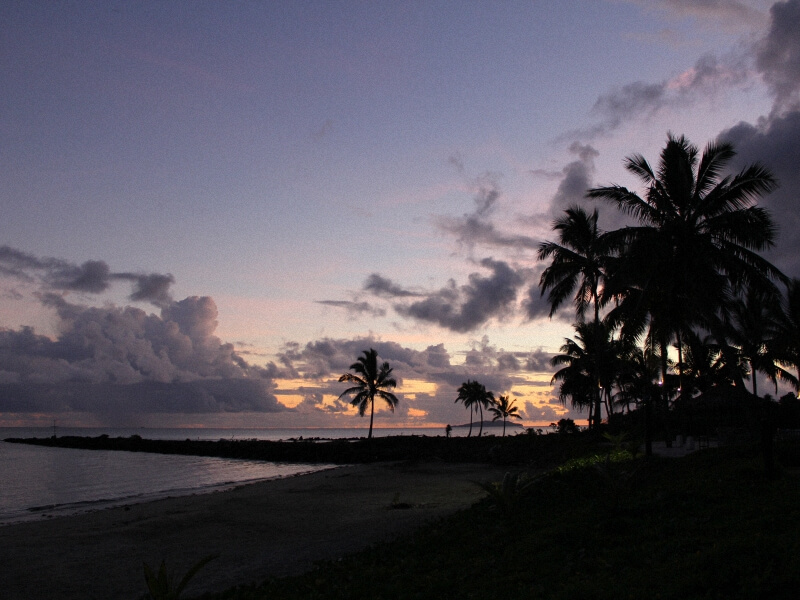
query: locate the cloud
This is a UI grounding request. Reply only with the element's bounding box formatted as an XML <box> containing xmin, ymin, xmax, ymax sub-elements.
<box><xmin>720</xmin><ymin>109</ymin><xmax>800</xmax><ymax>278</ymax></box>
<box><xmin>547</xmin><ymin>142</ymin><xmax>599</xmax><ymax>218</ymax></box>
<box><xmin>0</xmin><ymin>246</ymin><xmax>174</xmax><ymax>306</ymax></box>
<box><xmin>623</xmin><ymin>0</ymin><xmax>769</xmax><ymax>35</ymax></box>
<box><xmin>756</xmin><ymin>0</ymin><xmax>800</xmax><ymax>111</ymax></box>
<box><xmin>395</xmin><ymin>258</ymin><xmax>524</xmax><ymax>333</ymax></box>
<box><xmin>362</xmin><ymin>274</ymin><xmax>421</xmax><ymax>298</ymax></box>
<box><xmin>0</xmin><ymin>250</ymin><xmax>284</xmax><ymax>421</ymax></box>
<box><xmin>315</xmin><ymin>299</ymin><xmax>387</xmax><ymax>318</ymax></box>
<box><xmin>569</xmin><ymin>52</ymin><xmax>752</xmax><ymax>140</ymax></box>
<box><xmin>436</xmin><ymin>173</ymin><xmax>539</xmax><ymax>251</ymax></box>
<box><xmin>715</xmin><ymin>1</ymin><xmax>800</xmax><ymax>278</ymax></box>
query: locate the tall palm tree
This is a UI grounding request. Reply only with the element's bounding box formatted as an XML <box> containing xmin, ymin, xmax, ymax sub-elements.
<box><xmin>538</xmin><ymin>206</ymin><xmax>612</xmax><ymax>324</ymax></box>
<box><xmin>589</xmin><ymin>134</ymin><xmax>783</xmax><ymax>432</ymax></box>
<box><xmin>488</xmin><ymin>394</ymin><xmax>522</xmax><ymax>436</ymax></box>
<box><xmin>338</xmin><ymin>348</ymin><xmax>399</xmax><ymax>439</ymax></box>
<box><xmin>455</xmin><ymin>380</ymin><xmax>494</xmax><ymax>437</ymax></box>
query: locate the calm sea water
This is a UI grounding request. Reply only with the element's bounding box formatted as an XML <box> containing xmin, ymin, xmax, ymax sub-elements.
<box><xmin>0</xmin><ymin>426</ymin><xmax>452</xmax><ymax>526</ymax></box>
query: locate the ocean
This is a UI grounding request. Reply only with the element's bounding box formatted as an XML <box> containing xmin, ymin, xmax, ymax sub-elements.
<box><xmin>0</xmin><ymin>426</ymin><xmax>454</xmax><ymax>526</ymax></box>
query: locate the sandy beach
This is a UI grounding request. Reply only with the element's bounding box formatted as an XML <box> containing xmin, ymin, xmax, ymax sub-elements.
<box><xmin>0</xmin><ymin>460</ymin><xmax>508</xmax><ymax>600</ymax></box>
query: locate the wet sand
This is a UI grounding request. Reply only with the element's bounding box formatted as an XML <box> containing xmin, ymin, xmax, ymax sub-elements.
<box><xmin>0</xmin><ymin>461</ymin><xmax>507</xmax><ymax>600</ymax></box>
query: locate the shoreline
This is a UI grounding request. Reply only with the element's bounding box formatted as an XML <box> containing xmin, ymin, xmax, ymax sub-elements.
<box><xmin>0</xmin><ymin>460</ymin><xmax>508</xmax><ymax>600</ymax></box>
<box><xmin>0</xmin><ymin>462</ymin><xmax>339</xmax><ymax>527</ymax></box>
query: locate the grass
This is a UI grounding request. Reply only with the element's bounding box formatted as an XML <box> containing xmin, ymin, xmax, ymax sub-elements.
<box><xmin>199</xmin><ymin>443</ymin><xmax>800</xmax><ymax>600</ymax></box>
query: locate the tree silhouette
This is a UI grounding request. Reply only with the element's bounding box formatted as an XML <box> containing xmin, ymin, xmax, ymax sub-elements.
<box><xmin>727</xmin><ymin>285</ymin><xmax>796</xmax><ymax>397</ymax></box>
<box><xmin>589</xmin><ymin>134</ymin><xmax>783</xmax><ymax>392</ymax></box>
<box><xmin>774</xmin><ymin>279</ymin><xmax>800</xmax><ymax>397</ymax></box>
<box><xmin>488</xmin><ymin>394</ymin><xmax>522</xmax><ymax>436</ymax></box>
<box><xmin>338</xmin><ymin>348</ymin><xmax>399</xmax><ymax>439</ymax></box>
<box><xmin>538</xmin><ymin>205</ymin><xmax>613</xmax><ymax>324</ymax></box>
<box><xmin>551</xmin><ymin>320</ymin><xmax>620</xmax><ymax>429</ymax></box>
<box><xmin>588</xmin><ymin>134</ymin><xmax>783</xmax><ymax>449</ymax></box>
<box><xmin>455</xmin><ymin>380</ymin><xmax>494</xmax><ymax>437</ymax></box>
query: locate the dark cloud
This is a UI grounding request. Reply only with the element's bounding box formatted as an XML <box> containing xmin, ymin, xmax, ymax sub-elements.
<box><xmin>48</xmin><ymin>260</ymin><xmax>111</xmax><ymax>293</ymax></box>
<box><xmin>756</xmin><ymin>0</ymin><xmax>800</xmax><ymax>111</ymax></box>
<box><xmin>720</xmin><ymin>109</ymin><xmax>800</xmax><ymax>277</ymax></box>
<box><xmin>395</xmin><ymin>258</ymin><xmax>524</xmax><ymax>332</ymax></box>
<box><xmin>523</xmin><ymin>283</ymin><xmax>558</xmax><ymax>321</ymax></box>
<box><xmin>362</xmin><ymin>274</ymin><xmax>420</xmax><ymax>298</ymax></box>
<box><xmin>119</xmin><ymin>273</ymin><xmax>175</xmax><ymax>307</ymax></box>
<box><xmin>0</xmin><ymin>246</ymin><xmax>174</xmax><ymax>306</ymax></box>
<box><xmin>0</xmin><ymin>379</ymin><xmax>281</xmax><ymax>415</ymax></box>
<box><xmin>714</xmin><ymin>1</ymin><xmax>800</xmax><ymax>278</ymax></box>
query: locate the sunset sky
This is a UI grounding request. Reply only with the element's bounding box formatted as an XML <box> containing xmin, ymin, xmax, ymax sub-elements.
<box><xmin>2</xmin><ymin>0</ymin><xmax>799</xmax><ymax>430</ymax></box>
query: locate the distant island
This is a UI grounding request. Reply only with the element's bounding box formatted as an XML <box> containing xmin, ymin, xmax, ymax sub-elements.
<box><xmin>451</xmin><ymin>420</ymin><xmax>524</xmax><ymax>429</ymax></box>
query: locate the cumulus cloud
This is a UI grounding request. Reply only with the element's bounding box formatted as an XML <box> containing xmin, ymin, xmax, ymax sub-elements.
<box><xmin>0</xmin><ymin>249</ymin><xmax>285</xmax><ymax>422</ymax></box>
<box><xmin>270</xmin><ymin>335</ymin><xmax>559</xmax><ymax>426</ymax></box>
<box><xmin>0</xmin><ymin>293</ymin><xmax>282</xmax><ymax>418</ymax></box>
<box><xmin>394</xmin><ymin>258</ymin><xmax>524</xmax><ymax>333</ymax></box>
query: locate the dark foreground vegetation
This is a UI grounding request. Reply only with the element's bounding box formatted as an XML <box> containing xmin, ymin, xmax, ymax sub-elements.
<box><xmin>5</xmin><ymin>428</ymin><xmax>599</xmax><ymax>466</ymax></box>
<box><xmin>198</xmin><ymin>441</ymin><xmax>800</xmax><ymax>600</ymax></box>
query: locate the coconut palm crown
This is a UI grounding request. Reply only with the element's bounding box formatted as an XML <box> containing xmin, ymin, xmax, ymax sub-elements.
<box><xmin>488</xmin><ymin>394</ymin><xmax>522</xmax><ymax>436</ymax></box>
<box><xmin>338</xmin><ymin>348</ymin><xmax>399</xmax><ymax>439</ymax></box>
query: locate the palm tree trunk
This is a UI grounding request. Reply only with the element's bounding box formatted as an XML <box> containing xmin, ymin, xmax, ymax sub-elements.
<box><xmin>502</xmin><ymin>417</ymin><xmax>507</xmax><ymax>437</ymax></box>
<box><xmin>368</xmin><ymin>395</ymin><xmax>375</xmax><ymax>439</ymax></box>
<box><xmin>660</xmin><ymin>334</ymin><xmax>673</xmax><ymax>448</ymax></box>
<box><xmin>478</xmin><ymin>403</ymin><xmax>484</xmax><ymax>437</ymax></box>
<box><xmin>468</xmin><ymin>406</ymin><xmax>473</xmax><ymax>437</ymax></box>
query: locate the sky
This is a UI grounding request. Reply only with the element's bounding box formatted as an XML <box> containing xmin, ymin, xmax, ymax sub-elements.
<box><xmin>2</xmin><ymin>0</ymin><xmax>799</xmax><ymax>430</ymax></box>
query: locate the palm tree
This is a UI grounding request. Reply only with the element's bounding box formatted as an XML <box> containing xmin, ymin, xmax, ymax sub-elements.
<box><xmin>538</xmin><ymin>206</ymin><xmax>612</xmax><ymax>324</ymax></box>
<box><xmin>338</xmin><ymin>348</ymin><xmax>399</xmax><ymax>439</ymax></box>
<box><xmin>774</xmin><ymin>279</ymin><xmax>800</xmax><ymax>396</ymax></box>
<box><xmin>551</xmin><ymin>320</ymin><xmax>619</xmax><ymax>428</ymax></box>
<box><xmin>455</xmin><ymin>380</ymin><xmax>494</xmax><ymax>437</ymax></box>
<box><xmin>488</xmin><ymin>394</ymin><xmax>522</xmax><ymax>436</ymax></box>
<box><xmin>726</xmin><ymin>285</ymin><xmax>796</xmax><ymax>397</ymax></box>
<box><xmin>589</xmin><ymin>134</ymin><xmax>783</xmax><ymax>389</ymax></box>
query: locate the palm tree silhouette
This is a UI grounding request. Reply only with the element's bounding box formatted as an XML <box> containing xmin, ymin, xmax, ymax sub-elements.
<box><xmin>455</xmin><ymin>380</ymin><xmax>494</xmax><ymax>437</ymax></box>
<box><xmin>488</xmin><ymin>394</ymin><xmax>522</xmax><ymax>436</ymax></box>
<box><xmin>551</xmin><ymin>321</ymin><xmax>619</xmax><ymax>423</ymax></box>
<box><xmin>727</xmin><ymin>285</ymin><xmax>796</xmax><ymax>397</ymax></box>
<box><xmin>774</xmin><ymin>279</ymin><xmax>800</xmax><ymax>397</ymax></box>
<box><xmin>589</xmin><ymin>134</ymin><xmax>783</xmax><ymax>447</ymax></box>
<box><xmin>338</xmin><ymin>348</ymin><xmax>399</xmax><ymax>439</ymax></box>
<box><xmin>590</xmin><ymin>134</ymin><xmax>782</xmax><ymax>384</ymax></box>
<box><xmin>539</xmin><ymin>206</ymin><xmax>616</xmax><ymax>426</ymax></box>
<box><xmin>538</xmin><ymin>206</ymin><xmax>612</xmax><ymax>324</ymax></box>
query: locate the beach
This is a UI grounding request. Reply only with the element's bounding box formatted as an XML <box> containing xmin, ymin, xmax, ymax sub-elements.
<box><xmin>0</xmin><ymin>460</ymin><xmax>507</xmax><ymax>600</ymax></box>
